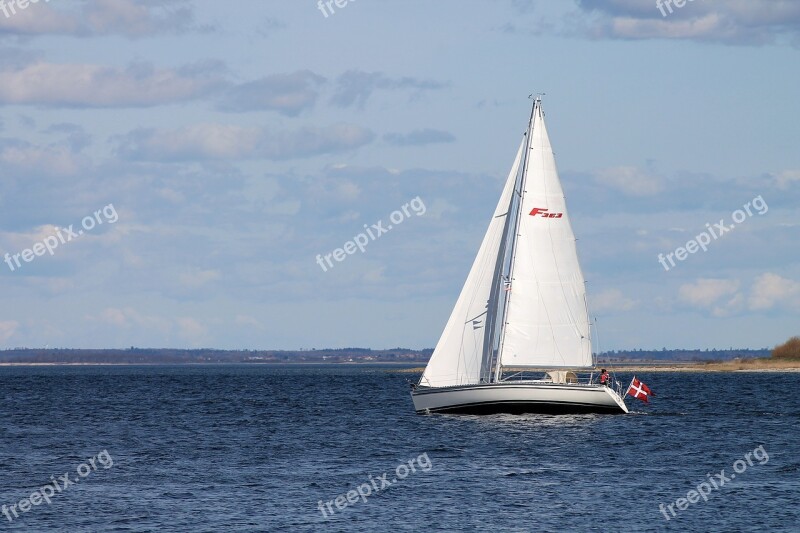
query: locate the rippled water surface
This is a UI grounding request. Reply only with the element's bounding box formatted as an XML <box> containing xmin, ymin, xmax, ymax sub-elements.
<box><xmin>1</xmin><ymin>365</ymin><xmax>798</xmax><ymax>532</ymax></box>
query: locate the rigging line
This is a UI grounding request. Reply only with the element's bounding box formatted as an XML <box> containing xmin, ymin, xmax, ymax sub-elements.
<box><xmin>430</xmin><ymin>262</ymin><xmax>487</xmax><ymax>386</ymax></box>
<box><xmin>559</xmin><ymin>217</ymin><xmax>589</xmax><ymax>338</ymax></box>
<box><xmin>436</xmin><ymin>138</ymin><xmax>524</xmax><ymax>386</ymax></box>
<box><xmin>495</xmin><ymin>101</ymin><xmax>536</xmax><ymax>377</ymax></box>
<box><xmin>464</xmin><ymin>309</ymin><xmax>488</xmax><ymax>325</ymax></box>
<box><xmin>440</xmin><ymin>201</ymin><xmax>508</xmax><ymax>385</ymax></box>
<box><xmin>529</xmin><ymin>105</ymin><xmax>568</xmax><ymax>367</ymax></box>
<box><xmin>593</xmin><ymin>315</ymin><xmax>602</xmax><ymax>363</ymax></box>
<box><xmin>482</xmin><ymin>171</ymin><xmax>516</xmax><ymax>381</ymax></box>
<box><xmin>477</xmin><ymin>136</ymin><xmax>525</xmax><ymax>382</ymax></box>
<box><xmin>585</xmin><ymin>292</ymin><xmax>594</xmax><ymax>365</ymax></box>
<box><xmin>488</xmin><ymin>173</ymin><xmax>518</xmax><ymax>379</ymax></box>
<box><xmin>536</xmin><ymin>107</ymin><xmax>586</xmax><ymax>363</ymax></box>
<box><xmin>552</xmin><ymin>226</ymin><xmax>586</xmax><ymax>345</ymax></box>
<box><xmin>531</xmin><ymin>106</ymin><xmax>563</xmax><ymax>364</ymax></box>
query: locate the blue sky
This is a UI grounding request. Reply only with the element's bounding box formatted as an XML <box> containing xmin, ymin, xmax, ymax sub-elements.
<box><xmin>0</xmin><ymin>0</ymin><xmax>798</xmax><ymax>350</ymax></box>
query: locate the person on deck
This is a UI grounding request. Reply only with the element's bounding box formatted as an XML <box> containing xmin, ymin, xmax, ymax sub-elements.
<box><xmin>599</xmin><ymin>369</ymin><xmax>610</xmax><ymax>387</ymax></box>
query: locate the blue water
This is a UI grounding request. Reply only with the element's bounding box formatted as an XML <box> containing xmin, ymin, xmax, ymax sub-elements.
<box><xmin>0</xmin><ymin>365</ymin><xmax>798</xmax><ymax>532</ymax></box>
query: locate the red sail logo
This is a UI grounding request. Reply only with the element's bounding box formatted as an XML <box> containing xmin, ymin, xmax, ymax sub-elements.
<box><xmin>529</xmin><ymin>207</ymin><xmax>563</xmax><ymax>218</ymax></box>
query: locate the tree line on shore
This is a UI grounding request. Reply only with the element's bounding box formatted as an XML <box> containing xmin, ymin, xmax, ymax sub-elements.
<box><xmin>0</xmin><ymin>343</ymin><xmax>794</xmax><ymax>364</ymax></box>
<box><xmin>772</xmin><ymin>337</ymin><xmax>800</xmax><ymax>359</ymax></box>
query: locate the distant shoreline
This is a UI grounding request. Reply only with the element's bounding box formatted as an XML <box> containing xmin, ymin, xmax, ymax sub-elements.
<box><xmin>3</xmin><ymin>360</ymin><xmax>798</xmax><ymax>372</ymax></box>
<box><xmin>394</xmin><ymin>360</ymin><xmax>800</xmax><ymax>373</ymax></box>
<box><xmin>611</xmin><ymin>359</ymin><xmax>800</xmax><ymax>372</ymax></box>
<box><xmin>0</xmin><ymin>347</ymin><xmax>774</xmax><ymax>366</ymax></box>
<box><xmin>0</xmin><ymin>361</ymin><xmax>425</xmax><ymax>367</ymax></box>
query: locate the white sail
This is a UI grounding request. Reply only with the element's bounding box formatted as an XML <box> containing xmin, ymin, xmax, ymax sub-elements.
<box><xmin>420</xmin><ymin>140</ymin><xmax>524</xmax><ymax>387</ymax></box>
<box><xmin>411</xmin><ymin>99</ymin><xmax>630</xmax><ymax>416</ymax></box>
<box><xmin>498</xmin><ymin>102</ymin><xmax>592</xmax><ymax>369</ymax></box>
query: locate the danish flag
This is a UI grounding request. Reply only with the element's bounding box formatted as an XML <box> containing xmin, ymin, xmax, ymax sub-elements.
<box><xmin>626</xmin><ymin>377</ymin><xmax>654</xmax><ymax>403</ymax></box>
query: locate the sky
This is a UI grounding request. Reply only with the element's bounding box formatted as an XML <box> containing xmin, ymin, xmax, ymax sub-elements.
<box><xmin>0</xmin><ymin>0</ymin><xmax>798</xmax><ymax>351</ymax></box>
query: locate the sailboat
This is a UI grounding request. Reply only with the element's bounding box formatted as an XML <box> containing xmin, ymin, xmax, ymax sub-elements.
<box><xmin>411</xmin><ymin>96</ymin><xmax>628</xmax><ymax>415</ymax></box>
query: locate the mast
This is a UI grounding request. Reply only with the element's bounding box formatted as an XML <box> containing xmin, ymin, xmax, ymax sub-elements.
<box><xmin>488</xmin><ymin>96</ymin><xmax>539</xmax><ymax>383</ymax></box>
<box><xmin>479</xmin><ymin>147</ymin><xmax>519</xmax><ymax>382</ymax></box>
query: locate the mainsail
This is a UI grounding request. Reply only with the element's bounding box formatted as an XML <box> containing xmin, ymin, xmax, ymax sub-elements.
<box><xmin>498</xmin><ymin>100</ymin><xmax>592</xmax><ymax>369</ymax></box>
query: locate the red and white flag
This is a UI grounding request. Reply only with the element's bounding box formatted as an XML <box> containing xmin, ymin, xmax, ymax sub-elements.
<box><xmin>626</xmin><ymin>377</ymin><xmax>654</xmax><ymax>403</ymax></box>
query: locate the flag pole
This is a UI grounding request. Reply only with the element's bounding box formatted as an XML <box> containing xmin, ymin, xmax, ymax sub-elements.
<box><xmin>624</xmin><ymin>376</ymin><xmax>636</xmax><ymax>399</ymax></box>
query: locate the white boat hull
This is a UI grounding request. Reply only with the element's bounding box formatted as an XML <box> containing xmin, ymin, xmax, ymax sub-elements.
<box><xmin>411</xmin><ymin>381</ymin><xmax>628</xmax><ymax>415</ymax></box>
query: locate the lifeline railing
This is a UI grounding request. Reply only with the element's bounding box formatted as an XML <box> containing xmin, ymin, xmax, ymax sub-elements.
<box><xmin>500</xmin><ymin>371</ymin><xmax>598</xmax><ymax>385</ymax></box>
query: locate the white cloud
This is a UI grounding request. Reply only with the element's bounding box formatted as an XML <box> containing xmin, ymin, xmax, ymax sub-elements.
<box><xmin>96</xmin><ymin>307</ymin><xmax>167</xmax><ymax>332</ymax></box>
<box><xmin>594</xmin><ymin>166</ymin><xmax>663</xmax><ymax>196</ymax></box>
<box><xmin>217</xmin><ymin>71</ymin><xmax>325</xmax><ymax>115</ymax></box>
<box><xmin>234</xmin><ymin>315</ymin><xmax>262</xmax><ymax>329</ymax></box>
<box><xmin>332</xmin><ymin>181</ymin><xmax>361</xmax><ymax>202</ymax></box>
<box><xmin>679</xmin><ymin>278</ymin><xmax>744</xmax><ymax>317</ymax></box>
<box><xmin>748</xmin><ymin>273</ymin><xmax>800</xmax><ymax>311</ymax></box>
<box><xmin>24</xmin><ymin>277</ymin><xmax>75</xmax><ymax>295</ymax></box>
<box><xmin>420</xmin><ymin>199</ymin><xmax>458</xmax><ymax>221</ymax></box>
<box><xmin>84</xmin><ymin>0</ymin><xmax>195</xmax><ymax>37</ymax></box>
<box><xmin>0</xmin><ymin>62</ymin><xmax>222</xmax><ymax>108</ymax></box>
<box><xmin>94</xmin><ymin>308</ymin><xmax>216</xmax><ymax>342</ymax></box>
<box><xmin>118</xmin><ymin>124</ymin><xmax>263</xmax><ymax>160</ymax></box>
<box><xmin>176</xmin><ymin>317</ymin><xmax>207</xmax><ymax>343</ymax></box>
<box><xmin>774</xmin><ymin>170</ymin><xmax>800</xmax><ymax>190</ymax></box>
<box><xmin>331</xmin><ymin>70</ymin><xmax>448</xmax><ymax>109</ymax></box>
<box><xmin>364</xmin><ymin>265</ymin><xmax>387</xmax><ymax>283</ymax></box>
<box><xmin>0</xmin><ymin>2</ymin><xmax>81</xmax><ymax>35</ymax></box>
<box><xmin>384</xmin><ymin>129</ymin><xmax>456</xmax><ymax>146</ymax></box>
<box><xmin>0</xmin><ymin>224</ymin><xmax>65</xmax><ymax>253</ymax></box>
<box><xmin>678</xmin><ymin>275</ymin><xmax>800</xmax><ymax>316</ymax></box>
<box><xmin>679</xmin><ymin>278</ymin><xmax>740</xmax><ymax>307</ymax></box>
<box><xmin>100</xmin><ymin>307</ymin><xmax>129</xmax><ymax>327</ymax></box>
<box><xmin>574</xmin><ymin>0</ymin><xmax>800</xmax><ymax>45</ymax></box>
<box><xmin>591</xmin><ymin>288</ymin><xmax>637</xmax><ymax>312</ymax></box>
<box><xmin>88</xmin><ymin>309</ymin><xmax>213</xmax><ymax>346</ymax></box>
<box><xmin>0</xmin><ymin>320</ymin><xmax>19</xmax><ymax>343</ymax></box>
<box><xmin>712</xmin><ymin>292</ymin><xmax>744</xmax><ymax>318</ymax></box>
<box><xmin>0</xmin><ymin>141</ymin><xmax>88</xmax><ymax>177</ymax></box>
<box><xmin>116</xmin><ymin>123</ymin><xmax>375</xmax><ymax>161</ymax></box>
<box><xmin>0</xmin><ymin>0</ymin><xmax>196</xmax><ymax>37</ymax></box>
<box><xmin>179</xmin><ymin>269</ymin><xmax>221</xmax><ymax>288</ymax></box>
